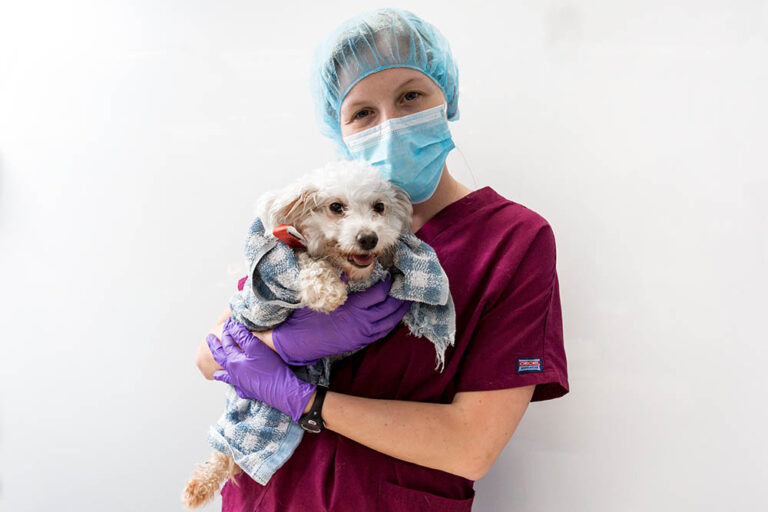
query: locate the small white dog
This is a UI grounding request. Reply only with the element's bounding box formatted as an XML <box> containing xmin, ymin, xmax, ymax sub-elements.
<box><xmin>182</xmin><ymin>160</ymin><xmax>413</xmax><ymax>508</ymax></box>
<box><xmin>257</xmin><ymin>159</ymin><xmax>413</xmax><ymax>311</ymax></box>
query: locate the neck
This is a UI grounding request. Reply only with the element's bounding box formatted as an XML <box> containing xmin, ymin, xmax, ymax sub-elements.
<box><xmin>410</xmin><ymin>164</ymin><xmax>473</xmax><ymax>233</ymax></box>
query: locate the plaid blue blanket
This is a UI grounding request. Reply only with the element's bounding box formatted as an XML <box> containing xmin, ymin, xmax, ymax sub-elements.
<box><xmin>207</xmin><ymin>217</ymin><xmax>456</xmax><ymax>485</ymax></box>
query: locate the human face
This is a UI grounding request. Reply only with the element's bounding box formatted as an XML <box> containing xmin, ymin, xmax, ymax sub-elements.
<box><xmin>338</xmin><ymin>67</ymin><xmax>446</xmax><ymax>138</ymax></box>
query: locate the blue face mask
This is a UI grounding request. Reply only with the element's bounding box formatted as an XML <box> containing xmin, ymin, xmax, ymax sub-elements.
<box><xmin>342</xmin><ymin>103</ymin><xmax>455</xmax><ymax>204</ymax></box>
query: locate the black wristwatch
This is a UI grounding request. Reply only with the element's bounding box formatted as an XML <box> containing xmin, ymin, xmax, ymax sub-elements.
<box><xmin>299</xmin><ymin>385</ymin><xmax>328</xmax><ymax>433</ymax></box>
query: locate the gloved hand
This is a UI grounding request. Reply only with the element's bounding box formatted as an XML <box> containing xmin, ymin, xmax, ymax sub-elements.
<box><xmin>206</xmin><ymin>317</ymin><xmax>316</xmax><ymax>423</ymax></box>
<box><xmin>271</xmin><ymin>273</ymin><xmax>412</xmax><ymax>366</ymax></box>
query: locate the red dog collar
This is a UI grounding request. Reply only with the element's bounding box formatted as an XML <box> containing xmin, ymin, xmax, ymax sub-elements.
<box><xmin>273</xmin><ymin>224</ymin><xmax>307</xmax><ymax>248</ymax></box>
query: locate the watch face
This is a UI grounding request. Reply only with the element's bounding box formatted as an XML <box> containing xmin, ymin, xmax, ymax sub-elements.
<box><xmin>300</xmin><ymin>416</ymin><xmax>323</xmax><ymax>433</ymax></box>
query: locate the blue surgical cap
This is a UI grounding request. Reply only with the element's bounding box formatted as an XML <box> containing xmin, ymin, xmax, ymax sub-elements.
<box><xmin>310</xmin><ymin>7</ymin><xmax>460</xmax><ymax>158</ymax></box>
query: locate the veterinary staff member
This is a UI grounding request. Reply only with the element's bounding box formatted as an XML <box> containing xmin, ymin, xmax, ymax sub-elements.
<box><xmin>198</xmin><ymin>7</ymin><xmax>569</xmax><ymax>511</ymax></box>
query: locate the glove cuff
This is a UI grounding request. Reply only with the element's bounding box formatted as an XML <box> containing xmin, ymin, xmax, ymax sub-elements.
<box><xmin>285</xmin><ymin>378</ymin><xmax>318</xmax><ymax>423</ymax></box>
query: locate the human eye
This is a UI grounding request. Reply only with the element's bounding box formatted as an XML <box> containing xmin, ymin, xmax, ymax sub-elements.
<box><xmin>402</xmin><ymin>91</ymin><xmax>421</xmax><ymax>102</ymax></box>
<box><xmin>353</xmin><ymin>108</ymin><xmax>373</xmax><ymax>121</ymax></box>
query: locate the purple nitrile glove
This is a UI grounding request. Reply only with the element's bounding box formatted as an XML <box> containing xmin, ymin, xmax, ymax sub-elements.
<box><xmin>206</xmin><ymin>317</ymin><xmax>316</xmax><ymax>423</ymax></box>
<box><xmin>271</xmin><ymin>273</ymin><xmax>412</xmax><ymax>366</ymax></box>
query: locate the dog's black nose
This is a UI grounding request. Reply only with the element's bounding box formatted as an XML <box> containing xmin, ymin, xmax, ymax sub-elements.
<box><xmin>356</xmin><ymin>232</ymin><xmax>378</xmax><ymax>251</ymax></box>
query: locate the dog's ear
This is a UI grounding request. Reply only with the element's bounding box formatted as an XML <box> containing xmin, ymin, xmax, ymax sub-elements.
<box><xmin>390</xmin><ymin>185</ymin><xmax>414</xmax><ymax>233</ymax></box>
<box><xmin>275</xmin><ymin>188</ymin><xmax>321</xmax><ymax>228</ymax></box>
<box><xmin>256</xmin><ymin>185</ymin><xmax>320</xmax><ymax>233</ymax></box>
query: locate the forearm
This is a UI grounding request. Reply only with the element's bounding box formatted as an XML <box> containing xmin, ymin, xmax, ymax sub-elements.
<box><xmin>206</xmin><ymin>322</ymin><xmax>473</xmax><ymax>473</ymax></box>
<box><xmin>197</xmin><ymin>309</ymin><xmax>232</xmax><ymax>379</ymax></box>
<box><xmin>200</xmin><ymin>322</ymin><xmax>488</xmax><ymax>479</ymax></box>
<box><xmin>320</xmin><ymin>391</ymin><xmax>483</xmax><ymax>481</ymax></box>
<box><xmin>252</xmin><ymin>329</ymin><xmax>476</xmax><ymax>476</ymax></box>
<box><xmin>251</xmin><ymin>329</ymin><xmax>276</xmax><ymax>351</ymax></box>
<box><xmin>196</xmin><ymin>339</ymin><xmax>222</xmax><ymax>379</ymax></box>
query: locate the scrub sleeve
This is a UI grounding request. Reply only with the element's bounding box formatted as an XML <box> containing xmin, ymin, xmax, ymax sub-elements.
<box><xmin>222</xmin><ymin>186</ymin><xmax>569</xmax><ymax>512</ymax></box>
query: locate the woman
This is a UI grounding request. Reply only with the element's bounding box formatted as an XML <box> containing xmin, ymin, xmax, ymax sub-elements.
<box><xmin>197</xmin><ymin>7</ymin><xmax>569</xmax><ymax>511</ymax></box>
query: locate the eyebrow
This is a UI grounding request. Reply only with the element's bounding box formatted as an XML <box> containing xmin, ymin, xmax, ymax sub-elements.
<box><xmin>395</xmin><ymin>77</ymin><xmax>424</xmax><ymax>90</ymax></box>
<box><xmin>343</xmin><ymin>76</ymin><xmax>428</xmax><ymax>112</ymax></box>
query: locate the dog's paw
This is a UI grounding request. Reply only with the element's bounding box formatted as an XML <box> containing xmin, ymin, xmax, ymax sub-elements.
<box><xmin>297</xmin><ymin>253</ymin><xmax>348</xmax><ymax>313</ymax></box>
<box><xmin>318</xmin><ymin>280</ymin><xmax>348</xmax><ymax>313</ymax></box>
<box><xmin>299</xmin><ymin>278</ymin><xmax>347</xmax><ymax>313</ymax></box>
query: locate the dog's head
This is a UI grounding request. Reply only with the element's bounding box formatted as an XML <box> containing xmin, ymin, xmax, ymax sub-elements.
<box><xmin>256</xmin><ymin>160</ymin><xmax>413</xmax><ymax>281</ymax></box>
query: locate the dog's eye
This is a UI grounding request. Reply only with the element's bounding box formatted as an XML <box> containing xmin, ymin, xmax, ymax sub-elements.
<box><xmin>373</xmin><ymin>202</ymin><xmax>385</xmax><ymax>214</ymax></box>
<box><xmin>329</xmin><ymin>202</ymin><xmax>344</xmax><ymax>214</ymax></box>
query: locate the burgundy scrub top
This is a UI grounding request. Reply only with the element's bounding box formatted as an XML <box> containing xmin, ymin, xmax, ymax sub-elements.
<box><xmin>222</xmin><ymin>186</ymin><xmax>569</xmax><ymax>511</ymax></box>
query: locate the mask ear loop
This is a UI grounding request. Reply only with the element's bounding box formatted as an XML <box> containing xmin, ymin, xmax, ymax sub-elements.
<box><xmin>445</xmin><ymin>109</ymin><xmax>478</xmax><ymax>190</ymax></box>
<box><xmin>454</xmin><ymin>144</ymin><xmax>478</xmax><ymax>189</ymax></box>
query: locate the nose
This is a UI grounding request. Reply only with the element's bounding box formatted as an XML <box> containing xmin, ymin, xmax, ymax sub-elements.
<box><xmin>356</xmin><ymin>232</ymin><xmax>378</xmax><ymax>251</ymax></box>
<box><xmin>379</xmin><ymin>106</ymin><xmax>408</xmax><ymax>124</ymax></box>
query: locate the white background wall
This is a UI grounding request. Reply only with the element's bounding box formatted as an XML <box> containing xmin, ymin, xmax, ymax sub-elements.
<box><xmin>1</xmin><ymin>1</ymin><xmax>766</xmax><ymax>510</ymax></box>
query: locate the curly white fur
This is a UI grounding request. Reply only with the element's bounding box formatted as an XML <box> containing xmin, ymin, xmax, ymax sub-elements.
<box><xmin>296</xmin><ymin>251</ymin><xmax>348</xmax><ymax>313</ymax></box>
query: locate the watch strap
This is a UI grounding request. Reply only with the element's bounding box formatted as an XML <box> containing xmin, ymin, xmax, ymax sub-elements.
<box><xmin>300</xmin><ymin>385</ymin><xmax>328</xmax><ymax>433</ymax></box>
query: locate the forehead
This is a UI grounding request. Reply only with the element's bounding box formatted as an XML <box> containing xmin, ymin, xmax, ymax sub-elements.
<box><xmin>340</xmin><ymin>67</ymin><xmax>439</xmax><ymax>110</ymax></box>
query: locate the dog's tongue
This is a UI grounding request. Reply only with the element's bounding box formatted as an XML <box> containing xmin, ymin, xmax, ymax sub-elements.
<box><xmin>352</xmin><ymin>254</ymin><xmax>374</xmax><ymax>266</ymax></box>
